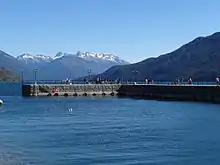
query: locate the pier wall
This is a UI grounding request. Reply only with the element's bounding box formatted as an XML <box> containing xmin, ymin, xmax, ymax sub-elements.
<box><xmin>22</xmin><ymin>84</ymin><xmax>122</xmax><ymax>97</ymax></box>
<box><xmin>117</xmin><ymin>85</ymin><xmax>220</xmax><ymax>103</ymax></box>
<box><xmin>22</xmin><ymin>84</ymin><xmax>220</xmax><ymax>103</ymax></box>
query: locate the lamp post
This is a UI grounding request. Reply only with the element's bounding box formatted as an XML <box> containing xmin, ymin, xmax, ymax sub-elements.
<box><xmin>33</xmin><ymin>69</ymin><xmax>38</xmax><ymax>84</ymax></box>
<box><xmin>88</xmin><ymin>69</ymin><xmax>91</xmax><ymax>83</ymax></box>
<box><xmin>21</xmin><ymin>70</ymin><xmax>24</xmax><ymax>85</ymax></box>
<box><xmin>132</xmin><ymin>70</ymin><xmax>138</xmax><ymax>83</ymax></box>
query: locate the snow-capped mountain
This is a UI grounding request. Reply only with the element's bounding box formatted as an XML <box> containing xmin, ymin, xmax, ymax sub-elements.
<box><xmin>53</xmin><ymin>51</ymin><xmax>128</xmax><ymax>64</ymax></box>
<box><xmin>16</xmin><ymin>51</ymin><xmax>129</xmax><ymax>80</ymax></box>
<box><xmin>17</xmin><ymin>51</ymin><xmax>128</xmax><ymax>64</ymax></box>
<box><xmin>17</xmin><ymin>53</ymin><xmax>53</xmax><ymax>62</ymax></box>
<box><xmin>17</xmin><ymin>53</ymin><xmax>54</xmax><ymax>70</ymax></box>
<box><xmin>75</xmin><ymin>51</ymin><xmax>128</xmax><ymax>64</ymax></box>
<box><xmin>54</xmin><ymin>52</ymin><xmax>73</xmax><ymax>59</ymax></box>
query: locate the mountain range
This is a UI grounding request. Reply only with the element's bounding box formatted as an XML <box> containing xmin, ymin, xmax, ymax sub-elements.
<box><xmin>1</xmin><ymin>32</ymin><xmax>220</xmax><ymax>82</ymax></box>
<box><xmin>99</xmin><ymin>32</ymin><xmax>220</xmax><ymax>81</ymax></box>
<box><xmin>0</xmin><ymin>51</ymin><xmax>129</xmax><ymax>80</ymax></box>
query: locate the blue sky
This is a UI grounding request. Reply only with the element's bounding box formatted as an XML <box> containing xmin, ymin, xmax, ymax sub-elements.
<box><xmin>0</xmin><ymin>0</ymin><xmax>220</xmax><ymax>62</ymax></box>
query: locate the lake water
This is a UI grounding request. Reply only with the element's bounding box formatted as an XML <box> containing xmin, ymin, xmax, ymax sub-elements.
<box><xmin>0</xmin><ymin>83</ymin><xmax>220</xmax><ymax>164</ymax></box>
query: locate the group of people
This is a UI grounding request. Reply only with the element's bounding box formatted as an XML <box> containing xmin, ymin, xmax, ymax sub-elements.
<box><xmin>63</xmin><ymin>78</ymin><xmax>72</xmax><ymax>84</ymax></box>
<box><xmin>63</xmin><ymin>77</ymin><xmax>220</xmax><ymax>85</ymax></box>
<box><xmin>145</xmin><ymin>79</ymin><xmax>154</xmax><ymax>84</ymax></box>
<box><xmin>144</xmin><ymin>77</ymin><xmax>220</xmax><ymax>86</ymax></box>
<box><xmin>83</xmin><ymin>77</ymin><xmax>109</xmax><ymax>84</ymax></box>
<box><xmin>173</xmin><ymin>77</ymin><xmax>220</xmax><ymax>85</ymax></box>
<box><xmin>188</xmin><ymin>77</ymin><xmax>220</xmax><ymax>85</ymax></box>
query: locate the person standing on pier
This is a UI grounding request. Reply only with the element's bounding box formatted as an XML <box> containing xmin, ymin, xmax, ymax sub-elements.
<box><xmin>216</xmin><ymin>77</ymin><xmax>219</xmax><ymax>85</ymax></box>
<box><xmin>188</xmin><ymin>78</ymin><xmax>192</xmax><ymax>85</ymax></box>
<box><xmin>54</xmin><ymin>87</ymin><xmax>59</xmax><ymax>93</ymax></box>
<box><xmin>145</xmin><ymin>78</ymin><xmax>148</xmax><ymax>84</ymax></box>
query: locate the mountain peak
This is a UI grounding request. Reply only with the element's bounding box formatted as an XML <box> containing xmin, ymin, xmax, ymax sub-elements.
<box><xmin>75</xmin><ymin>51</ymin><xmax>129</xmax><ymax>64</ymax></box>
<box><xmin>53</xmin><ymin>51</ymin><xmax>129</xmax><ymax>64</ymax></box>
<box><xmin>211</xmin><ymin>31</ymin><xmax>220</xmax><ymax>37</ymax></box>
<box><xmin>17</xmin><ymin>53</ymin><xmax>53</xmax><ymax>62</ymax></box>
<box><xmin>55</xmin><ymin>52</ymin><xmax>66</xmax><ymax>58</ymax></box>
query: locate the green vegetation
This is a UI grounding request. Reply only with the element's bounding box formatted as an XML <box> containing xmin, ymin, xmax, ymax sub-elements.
<box><xmin>0</xmin><ymin>68</ymin><xmax>21</xmax><ymax>82</ymax></box>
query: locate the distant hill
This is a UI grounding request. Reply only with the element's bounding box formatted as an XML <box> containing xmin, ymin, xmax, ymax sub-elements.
<box><xmin>99</xmin><ymin>32</ymin><xmax>220</xmax><ymax>81</ymax></box>
<box><xmin>0</xmin><ymin>50</ymin><xmax>29</xmax><ymax>79</ymax></box>
<box><xmin>0</xmin><ymin>50</ymin><xmax>26</xmax><ymax>71</ymax></box>
<box><xmin>0</xmin><ymin>68</ymin><xmax>20</xmax><ymax>82</ymax></box>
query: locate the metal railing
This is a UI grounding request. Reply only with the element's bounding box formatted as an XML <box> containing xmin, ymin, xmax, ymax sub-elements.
<box><xmin>22</xmin><ymin>80</ymin><xmax>219</xmax><ymax>86</ymax></box>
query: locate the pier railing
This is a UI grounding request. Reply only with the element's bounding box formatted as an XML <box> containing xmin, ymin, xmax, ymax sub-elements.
<box><xmin>22</xmin><ymin>80</ymin><xmax>218</xmax><ymax>86</ymax></box>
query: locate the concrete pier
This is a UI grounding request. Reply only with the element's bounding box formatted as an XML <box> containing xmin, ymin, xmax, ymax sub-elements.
<box><xmin>22</xmin><ymin>84</ymin><xmax>220</xmax><ymax>103</ymax></box>
<box><xmin>22</xmin><ymin>84</ymin><xmax>122</xmax><ymax>97</ymax></box>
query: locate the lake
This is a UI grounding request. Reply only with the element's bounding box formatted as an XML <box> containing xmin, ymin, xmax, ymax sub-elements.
<box><xmin>0</xmin><ymin>83</ymin><xmax>220</xmax><ymax>164</ymax></box>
